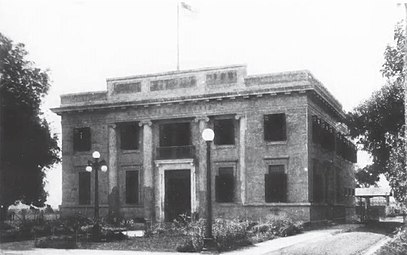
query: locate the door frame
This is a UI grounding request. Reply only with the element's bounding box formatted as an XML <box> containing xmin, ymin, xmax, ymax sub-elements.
<box><xmin>155</xmin><ymin>159</ymin><xmax>196</xmax><ymax>222</ymax></box>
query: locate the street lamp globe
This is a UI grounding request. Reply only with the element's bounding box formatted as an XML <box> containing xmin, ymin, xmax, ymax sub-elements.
<box><xmin>101</xmin><ymin>165</ymin><xmax>108</xmax><ymax>172</ymax></box>
<box><xmin>86</xmin><ymin>165</ymin><xmax>93</xmax><ymax>172</ymax></box>
<box><xmin>202</xmin><ymin>128</ymin><xmax>215</xmax><ymax>142</ymax></box>
<box><xmin>92</xmin><ymin>151</ymin><xmax>101</xmax><ymax>159</ymax></box>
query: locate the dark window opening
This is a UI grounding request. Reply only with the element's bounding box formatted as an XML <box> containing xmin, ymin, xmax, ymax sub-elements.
<box><xmin>119</xmin><ymin>122</ymin><xmax>140</xmax><ymax>150</ymax></box>
<box><xmin>159</xmin><ymin>122</ymin><xmax>191</xmax><ymax>146</ymax></box>
<box><xmin>265</xmin><ymin>165</ymin><xmax>287</xmax><ymax>202</ymax></box>
<box><xmin>157</xmin><ymin>122</ymin><xmax>194</xmax><ymax>159</ymax></box>
<box><xmin>264</xmin><ymin>114</ymin><xmax>286</xmax><ymax>142</ymax></box>
<box><xmin>215</xmin><ymin>167</ymin><xmax>235</xmax><ymax>203</ymax></box>
<box><xmin>73</xmin><ymin>127</ymin><xmax>91</xmax><ymax>151</ymax></box>
<box><xmin>336</xmin><ymin>170</ymin><xmax>342</xmax><ymax>203</ymax></box>
<box><xmin>126</xmin><ymin>171</ymin><xmax>139</xmax><ymax>204</ymax></box>
<box><xmin>79</xmin><ymin>172</ymin><xmax>91</xmax><ymax>205</ymax></box>
<box><xmin>214</xmin><ymin>119</ymin><xmax>235</xmax><ymax>145</ymax></box>
<box><xmin>312</xmin><ymin>160</ymin><xmax>324</xmax><ymax>203</ymax></box>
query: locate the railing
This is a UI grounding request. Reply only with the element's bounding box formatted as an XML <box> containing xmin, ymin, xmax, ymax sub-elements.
<box><xmin>156</xmin><ymin>145</ymin><xmax>195</xmax><ymax>159</ymax></box>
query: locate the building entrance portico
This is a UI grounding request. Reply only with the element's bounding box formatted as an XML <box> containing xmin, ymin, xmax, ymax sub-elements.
<box><xmin>155</xmin><ymin>159</ymin><xmax>197</xmax><ymax>222</ymax></box>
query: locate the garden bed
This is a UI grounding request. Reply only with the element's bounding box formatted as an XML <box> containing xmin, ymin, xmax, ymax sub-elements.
<box><xmin>1</xmin><ymin>215</ymin><xmax>304</xmax><ymax>253</ymax></box>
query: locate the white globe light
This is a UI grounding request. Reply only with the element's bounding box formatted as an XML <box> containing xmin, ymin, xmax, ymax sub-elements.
<box><xmin>92</xmin><ymin>151</ymin><xmax>101</xmax><ymax>159</ymax></box>
<box><xmin>101</xmin><ymin>165</ymin><xmax>108</xmax><ymax>172</ymax></box>
<box><xmin>85</xmin><ymin>166</ymin><xmax>92</xmax><ymax>172</ymax></box>
<box><xmin>202</xmin><ymin>128</ymin><xmax>215</xmax><ymax>142</ymax></box>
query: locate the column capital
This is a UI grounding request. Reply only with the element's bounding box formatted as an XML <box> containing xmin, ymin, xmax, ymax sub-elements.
<box><xmin>108</xmin><ymin>123</ymin><xmax>117</xmax><ymax>129</ymax></box>
<box><xmin>235</xmin><ymin>114</ymin><xmax>246</xmax><ymax>120</ymax></box>
<box><xmin>139</xmin><ymin>119</ymin><xmax>152</xmax><ymax>127</ymax></box>
<box><xmin>194</xmin><ymin>116</ymin><xmax>209</xmax><ymax>123</ymax></box>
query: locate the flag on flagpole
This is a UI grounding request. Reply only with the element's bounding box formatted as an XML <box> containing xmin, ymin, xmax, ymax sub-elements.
<box><xmin>181</xmin><ymin>1</ymin><xmax>193</xmax><ymax>12</ymax></box>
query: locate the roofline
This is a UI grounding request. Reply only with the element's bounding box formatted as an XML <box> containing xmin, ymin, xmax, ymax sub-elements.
<box><xmin>106</xmin><ymin>64</ymin><xmax>247</xmax><ymax>82</ymax></box>
<box><xmin>51</xmin><ymin>85</ymin><xmax>345</xmax><ymax>122</ymax></box>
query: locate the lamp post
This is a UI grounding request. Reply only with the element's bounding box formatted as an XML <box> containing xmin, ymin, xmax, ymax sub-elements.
<box><xmin>86</xmin><ymin>151</ymin><xmax>108</xmax><ymax>240</ymax></box>
<box><xmin>201</xmin><ymin>128</ymin><xmax>217</xmax><ymax>252</ymax></box>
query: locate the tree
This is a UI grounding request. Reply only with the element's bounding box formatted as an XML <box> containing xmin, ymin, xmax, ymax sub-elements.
<box><xmin>347</xmin><ymin>22</ymin><xmax>406</xmax><ymax>201</ymax></box>
<box><xmin>0</xmin><ymin>33</ymin><xmax>60</xmax><ymax>219</ymax></box>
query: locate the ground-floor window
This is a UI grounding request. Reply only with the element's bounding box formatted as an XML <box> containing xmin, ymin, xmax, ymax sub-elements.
<box><xmin>126</xmin><ymin>170</ymin><xmax>139</xmax><ymax>204</ymax></box>
<box><xmin>265</xmin><ymin>165</ymin><xmax>287</xmax><ymax>202</ymax></box>
<box><xmin>215</xmin><ymin>167</ymin><xmax>235</xmax><ymax>202</ymax></box>
<box><xmin>79</xmin><ymin>172</ymin><xmax>91</xmax><ymax>205</ymax></box>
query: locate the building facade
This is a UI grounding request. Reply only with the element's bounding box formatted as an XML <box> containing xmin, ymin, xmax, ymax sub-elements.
<box><xmin>52</xmin><ymin>65</ymin><xmax>357</xmax><ymax>223</ymax></box>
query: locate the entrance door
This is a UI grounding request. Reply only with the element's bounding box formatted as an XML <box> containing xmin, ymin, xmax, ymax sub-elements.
<box><xmin>164</xmin><ymin>170</ymin><xmax>191</xmax><ymax>222</ymax></box>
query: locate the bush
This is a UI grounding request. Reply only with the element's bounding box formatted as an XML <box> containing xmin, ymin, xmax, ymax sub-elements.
<box><xmin>176</xmin><ymin>218</ymin><xmax>251</xmax><ymax>252</ymax></box>
<box><xmin>249</xmin><ymin>215</ymin><xmax>303</xmax><ymax>243</ymax></box>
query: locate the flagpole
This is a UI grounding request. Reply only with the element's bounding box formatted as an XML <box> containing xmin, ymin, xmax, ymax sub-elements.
<box><xmin>177</xmin><ymin>1</ymin><xmax>180</xmax><ymax>71</ymax></box>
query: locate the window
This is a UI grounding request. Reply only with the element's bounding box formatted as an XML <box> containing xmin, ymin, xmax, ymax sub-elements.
<box><xmin>264</xmin><ymin>114</ymin><xmax>286</xmax><ymax>142</ymax></box>
<box><xmin>265</xmin><ymin>165</ymin><xmax>287</xmax><ymax>202</ymax></box>
<box><xmin>159</xmin><ymin>122</ymin><xmax>191</xmax><ymax>146</ymax></box>
<box><xmin>119</xmin><ymin>122</ymin><xmax>140</xmax><ymax>150</ymax></box>
<box><xmin>336</xmin><ymin>169</ymin><xmax>342</xmax><ymax>203</ymax></box>
<box><xmin>215</xmin><ymin>167</ymin><xmax>235</xmax><ymax>202</ymax></box>
<box><xmin>79</xmin><ymin>172</ymin><xmax>91</xmax><ymax>205</ymax></box>
<box><xmin>312</xmin><ymin>160</ymin><xmax>324</xmax><ymax>203</ymax></box>
<box><xmin>126</xmin><ymin>171</ymin><xmax>139</xmax><ymax>204</ymax></box>
<box><xmin>214</xmin><ymin>119</ymin><xmax>235</xmax><ymax>145</ymax></box>
<box><xmin>73</xmin><ymin>127</ymin><xmax>91</xmax><ymax>151</ymax></box>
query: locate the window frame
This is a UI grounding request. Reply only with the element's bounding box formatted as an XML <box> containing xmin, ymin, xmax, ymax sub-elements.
<box><xmin>213</xmin><ymin>118</ymin><xmax>236</xmax><ymax>146</ymax></box>
<box><xmin>265</xmin><ymin>165</ymin><xmax>287</xmax><ymax>203</ymax></box>
<box><xmin>73</xmin><ymin>127</ymin><xmax>91</xmax><ymax>152</ymax></box>
<box><xmin>214</xmin><ymin>162</ymin><xmax>237</xmax><ymax>204</ymax></box>
<box><xmin>78</xmin><ymin>171</ymin><xmax>91</xmax><ymax>205</ymax></box>
<box><xmin>118</xmin><ymin>122</ymin><xmax>140</xmax><ymax>151</ymax></box>
<box><xmin>125</xmin><ymin>170</ymin><xmax>140</xmax><ymax>205</ymax></box>
<box><xmin>263</xmin><ymin>113</ymin><xmax>287</xmax><ymax>143</ymax></box>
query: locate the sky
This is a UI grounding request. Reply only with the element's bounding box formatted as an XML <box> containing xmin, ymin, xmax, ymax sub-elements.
<box><xmin>0</xmin><ymin>0</ymin><xmax>404</xmax><ymax>207</ymax></box>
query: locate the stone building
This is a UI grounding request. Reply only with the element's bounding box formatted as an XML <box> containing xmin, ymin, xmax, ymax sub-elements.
<box><xmin>52</xmin><ymin>64</ymin><xmax>357</xmax><ymax>223</ymax></box>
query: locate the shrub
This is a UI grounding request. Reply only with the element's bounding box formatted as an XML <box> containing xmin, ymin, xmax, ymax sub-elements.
<box><xmin>177</xmin><ymin>218</ymin><xmax>251</xmax><ymax>252</ymax></box>
<box><xmin>248</xmin><ymin>215</ymin><xmax>303</xmax><ymax>243</ymax></box>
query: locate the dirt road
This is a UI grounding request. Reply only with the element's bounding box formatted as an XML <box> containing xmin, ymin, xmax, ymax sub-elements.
<box><xmin>264</xmin><ymin>222</ymin><xmax>401</xmax><ymax>255</ymax></box>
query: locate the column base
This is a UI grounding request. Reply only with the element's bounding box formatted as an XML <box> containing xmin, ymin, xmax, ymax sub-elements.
<box><xmin>201</xmin><ymin>237</ymin><xmax>218</xmax><ymax>254</ymax></box>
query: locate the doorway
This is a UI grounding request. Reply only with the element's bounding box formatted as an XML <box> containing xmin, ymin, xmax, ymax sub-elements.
<box><xmin>164</xmin><ymin>169</ymin><xmax>191</xmax><ymax>222</ymax></box>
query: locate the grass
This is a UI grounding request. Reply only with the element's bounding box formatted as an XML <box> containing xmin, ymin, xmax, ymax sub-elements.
<box><xmin>78</xmin><ymin>234</ymin><xmax>189</xmax><ymax>251</ymax></box>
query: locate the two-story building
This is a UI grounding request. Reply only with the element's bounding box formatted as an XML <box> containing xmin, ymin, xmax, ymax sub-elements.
<box><xmin>52</xmin><ymin>64</ymin><xmax>357</xmax><ymax>223</ymax></box>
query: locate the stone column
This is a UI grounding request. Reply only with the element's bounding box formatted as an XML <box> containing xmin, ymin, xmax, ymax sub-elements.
<box><xmin>108</xmin><ymin>124</ymin><xmax>120</xmax><ymax>221</ymax></box>
<box><xmin>140</xmin><ymin>120</ymin><xmax>153</xmax><ymax>224</ymax></box>
<box><xmin>236</xmin><ymin>114</ymin><xmax>247</xmax><ymax>204</ymax></box>
<box><xmin>194</xmin><ymin>116</ymin><xmax>209</xmax><ymax>218</ymax></box>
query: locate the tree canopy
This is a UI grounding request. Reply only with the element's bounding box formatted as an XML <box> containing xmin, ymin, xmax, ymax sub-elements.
<box><xmin>0</xmin><ymin>33</ymin><xmax>60</xmax><ymax>212</ymax></box>
<box><xmin>347</xmin><ymin>23</ymin><xmax>406</xmax><ymax>201</ymax></box>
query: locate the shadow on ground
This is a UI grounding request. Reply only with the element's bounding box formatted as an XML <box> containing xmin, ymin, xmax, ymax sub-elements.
<box><xmin>352</xmin><ymin>221</ymin><xmax>403</xmax><ymax>236</ymax></box>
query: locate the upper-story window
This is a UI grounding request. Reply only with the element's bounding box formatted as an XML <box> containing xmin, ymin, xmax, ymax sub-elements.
<box><xmin>264</xmin><ymin>113</ymin><xmax>286</xmax><ymax>142</ymax></box>
<box><xmin>215</xmin><ymin>167</ymin><xmax>235</xmax><ymax>203</ymax></box>
<box><xmin>214</xmin><ymin>119</ymin><xmax>235</xmax><ymax>145</ymax></box>
<box><xmin>73</xmin><ymin>127</ymin><xmax>91</xmax><ymax>151</ymax></box>
<box><xmin>119</xmin><ymin>122</ymin><xmax>140</xmax><ymax>150</ymax></box>
<box><xmin>265</xmin><ymin>165</ymin><xmax>287</xmax><ymax>202</ymax></box>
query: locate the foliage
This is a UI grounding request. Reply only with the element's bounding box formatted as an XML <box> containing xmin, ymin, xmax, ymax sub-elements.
<box><xmin>248</xmin><ymin>215</ymin><xmax>303</xmax><ymax>243</ymax></box>
<box><xmin>376</xmin><ymin>225</ymin><xmax>407</xmax><ymax>255</ymax></box>
<box><xmin>0</xmin><ymin>33</ymin><xmax>60</xmax><ymax>213</ymax></box>
<box><xmin>176</xmin><ymin>215</ymin><xmax>303</xmax><ymax>252</ymax></box>
<box><xmin>347</xmin><ymin>22</ymin><xmax>405</xmax><ymax>196</ymax></box>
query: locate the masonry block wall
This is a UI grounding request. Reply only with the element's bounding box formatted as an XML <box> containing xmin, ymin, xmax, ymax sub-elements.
<box><xmin>54</xmin><ymin>65</ymin><xmax>356</xmax><ymax>223</ymax></box>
